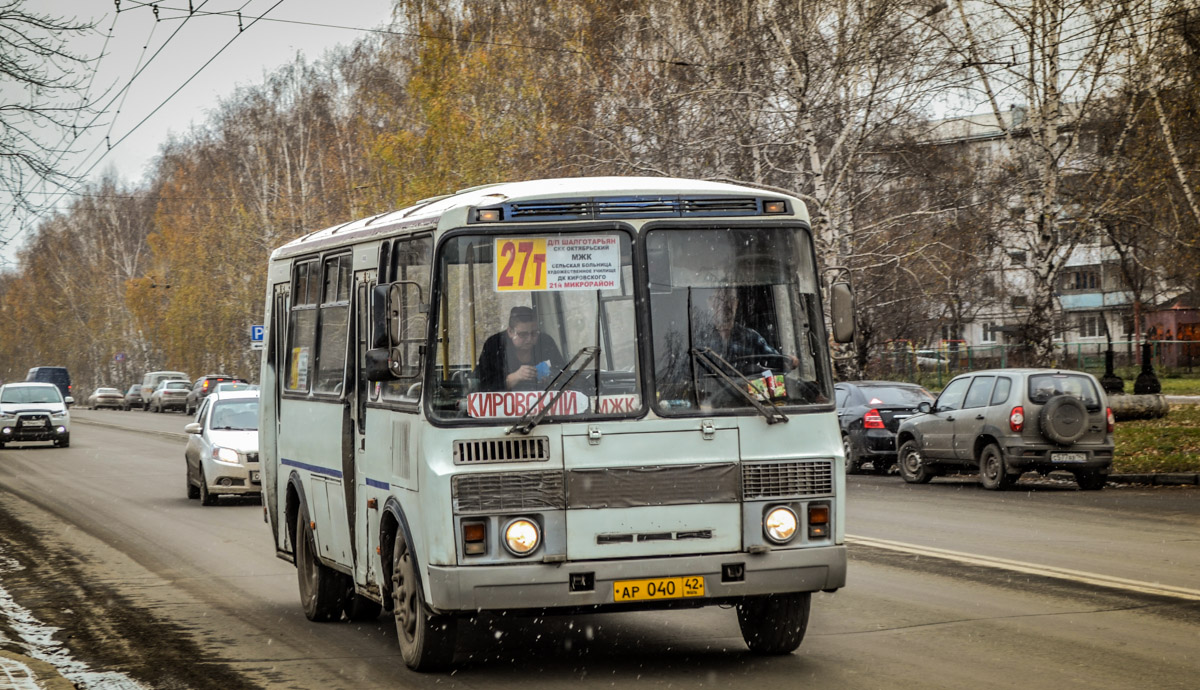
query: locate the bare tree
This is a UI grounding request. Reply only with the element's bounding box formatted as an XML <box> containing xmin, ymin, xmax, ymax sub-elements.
<box><xmin>946</xmin><ymin>0</ymin><xmax>1130</xmax><ymax>363</ymax></box>
<box><xmin>0</xmin><ymin>0</ymin><xmax>98</xmax><ymax>248</ymax></box>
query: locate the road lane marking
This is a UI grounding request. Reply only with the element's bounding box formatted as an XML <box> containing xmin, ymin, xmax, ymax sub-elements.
<box><xmin>846</xmin><ymin>535</ymin><xmax>1200</xmax><ymax>602</ymax></box>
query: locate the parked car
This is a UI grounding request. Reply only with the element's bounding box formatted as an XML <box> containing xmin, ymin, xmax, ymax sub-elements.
<box><xmin>140</xmin><ymin>371</ymin><xmax>189</xmax><ymax>410</ymax></box>
<box><xmin>184</xmin><ymin>389</ymin><xmax>261</xmax><ymax>505</ymax></box>
<box><xmin>0</xmin><ymin>382</ymin><xmax>72</xmax><ymax>448</ymax></box>
<box><xmin>87</xmin><ymin>387</ymin><xmax>125</xmax><ymax>410</ymax></box>
<box><xmin>836</xmin><ymin>381</ymin><xmax>935</xmax><ymax>474</ymax></box>
<box><xmin>122</xmin><ymin>384</ymin><xmax>143</xmax><ymax>411</ymax></box>
<box><xmin>25</xmin><ymin>366</ymin><xmax>72</xmax><ymax>400</ymax></box>
<box><xmin>149</xmin><ymin>380</ymin><xmax>191</xmax><ymax>413</ymax></box>
<box><xmin>185</xmin><ymin>375</ymin><xmax>247</xmax><ymax>415</ymax></box>
<box><xmin>894</xmin><ymin>369</ymin><xmax>1114</xmax><ymax>491</ymax></box>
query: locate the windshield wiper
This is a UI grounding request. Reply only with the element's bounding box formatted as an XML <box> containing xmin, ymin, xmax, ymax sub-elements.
<box><xmin>507</xmin><ymin>346</ymin><xmax>600</xmax><ymax>435</ymax></box>
<box><xmin>690</xmin><ymin>347</ymin><xmax>788</xmax><ymax>424</ymax></box>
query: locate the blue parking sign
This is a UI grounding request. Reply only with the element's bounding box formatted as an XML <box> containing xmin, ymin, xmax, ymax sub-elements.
<box><xmin>251</xmin><ymin>325</ymin><xmax>264</xmax><ymax>342</ymax></box>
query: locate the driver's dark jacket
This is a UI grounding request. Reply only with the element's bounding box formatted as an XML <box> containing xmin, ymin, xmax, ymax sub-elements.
<box><xmin>694</xmin><ymin>325</ymin><xmax>783</xmax><ymax>370</ymax></box>
<box><xmin>474</xmin><ymin>331</ymin><xmax>566</xmax><ymax>392</ymax></box>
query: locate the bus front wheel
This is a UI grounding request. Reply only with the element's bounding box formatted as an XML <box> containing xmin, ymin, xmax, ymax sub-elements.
<box><xmin>736</xmin><ymin>591</ymin><xmax>811</xmax><ymax>655</ymax></box>
<box><xmin>296</xmin><ymin>513</ymin><xmax>346</xmax><ymax>622</ymax></box>
<box><xmin>391</xmin><ymin>530</ymin><xmax>456</xmax><ymax>671</ymax></box>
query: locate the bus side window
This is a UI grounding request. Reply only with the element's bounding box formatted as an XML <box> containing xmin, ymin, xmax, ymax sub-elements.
<box><xmin>286</xmin><ymin>259</ymin><xmax>319</xmax><ymax>393</ymax></box>
<box><xmin>382</xmin><ymin>237</ymin><xmax>432</xmax><ymax>401</ymax></box>
<box><xmin>314</xmin><ymin>254</ymin><xmax>352</xmax><ymax>394</ymax></box>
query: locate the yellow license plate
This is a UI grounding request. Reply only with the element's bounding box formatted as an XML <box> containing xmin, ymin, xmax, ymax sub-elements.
<box><xmin>613</xmin><ymin>576</ymin><xmax>705</xmax><ymax>602</ymax></box>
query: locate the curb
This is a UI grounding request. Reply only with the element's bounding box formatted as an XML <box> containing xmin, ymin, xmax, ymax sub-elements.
<box><xmin>0</xmin><ymin>651</ymin><xmax>75</xmax><ymax>690</ymax></box>
<box><xmin>1107</xmin><ymin>473</ymin><xmax>1200</xmax><ymax>486</ymax></box>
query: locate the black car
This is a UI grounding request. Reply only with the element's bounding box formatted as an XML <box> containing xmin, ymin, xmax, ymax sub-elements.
<box><xmin>25</xmin><ymin>366</ymin><xmax>73</xmax><ymax>400</ymax></box>
<box><xmin>836</xmin><ymin>381</ymin><xmax>935</xmax><ymax>474</ymax></box>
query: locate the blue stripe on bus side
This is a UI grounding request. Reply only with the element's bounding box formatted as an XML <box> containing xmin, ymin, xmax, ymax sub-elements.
<box><xmin>365</xmin><ymin>477</ymin><xmax>389</xmax><ymax>490</ymax></box>
<box><xmin>281</xmin><ymin>457</ymin><xmax>343</xmax><ymax>479</ymax></box>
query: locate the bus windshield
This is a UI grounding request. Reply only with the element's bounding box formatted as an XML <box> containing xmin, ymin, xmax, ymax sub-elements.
<box><xmin>647</xmin><ymin>226</ymin><xmax>832</xmax><ymax>413</ymax></box>
<box><xmin>429</xmin><ymin>231</ymin><xmax>641</xmax><ymax>422</ymax></box>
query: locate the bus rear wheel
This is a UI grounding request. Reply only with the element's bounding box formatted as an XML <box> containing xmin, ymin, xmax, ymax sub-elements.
<box><xmin>296</xmin><ymin>513</ymin><xmax>346</xmax><ymax>622</ymax></box>
<box><xmin>391</xmin><ymin>530</ymin><xmax>456</xmax><ymax>671</ymax></box>
<box><xmin>736</xmin><ymin>592</ymin><xmax>811</xmax><ymax>655</ymax></box>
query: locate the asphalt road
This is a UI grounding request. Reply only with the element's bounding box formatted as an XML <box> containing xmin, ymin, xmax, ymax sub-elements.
<box><xmin>0</xmin><ymin>409</ymin><xmax>1196</xmax><ymax>689</ymax></box>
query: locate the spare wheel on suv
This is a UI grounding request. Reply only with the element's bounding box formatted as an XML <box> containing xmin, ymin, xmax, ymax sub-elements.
<box><xmin>1039</xmin><ymin>394</ymin><xmax>1088</xmax><ymax>444</ymax></box>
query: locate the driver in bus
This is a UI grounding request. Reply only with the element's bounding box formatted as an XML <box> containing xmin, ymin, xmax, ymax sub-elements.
<box><xmin>696</xmin><ymin>287</ymin><xmax>799</xmax><ymax>373</ymax></box>
<box><xmin>475</xmin><ymin>305</ymin><xmax>566</xmax><ymax>392</ymax></box>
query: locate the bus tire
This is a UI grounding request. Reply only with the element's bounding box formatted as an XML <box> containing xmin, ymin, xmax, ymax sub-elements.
<box><xmin>736</xmin><ymin>591</ymin><xmax>810</xmax><ymax>654</ymax></box>
<box><xmin>296</xmin><ymin>512</ymin><xmax>345</xmax><ymax>622</ymax></box>
<box><xmin>391</xmin><ymin>530</ymin><xmax>456</xmax><ymax>671</ymax></box>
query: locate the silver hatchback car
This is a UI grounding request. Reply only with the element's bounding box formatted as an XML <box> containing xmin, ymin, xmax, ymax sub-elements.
<box><xmin>184</xmin><ymin>389</ymin><xmax>261</xmax><ymax>505</ymax></box>
<box><xmin>894</xmin><ymin>369</ymin><xmax>1115</xmax><ymax>490</ymax></box>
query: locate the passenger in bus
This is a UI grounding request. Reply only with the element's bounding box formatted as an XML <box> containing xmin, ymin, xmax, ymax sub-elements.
<box><xmin>475</xmin><ymin>306</ymin><xmax>566</xmax><ymax>392</ymax></box>
<box><xmin>696</xmin><ymin>288</ymin><xmax>799</xmax><ymax>374</ymax></box>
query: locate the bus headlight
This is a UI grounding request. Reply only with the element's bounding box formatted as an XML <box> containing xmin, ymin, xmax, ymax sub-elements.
<box><xmin>764</xmin><ymin>506</ymin><xmax>798</xmax><ymax>544</ymax></box>
<box><xmin>502</xmin><ymin>518</ymin><xmax>540</xmax><ymax>556</ymax></box>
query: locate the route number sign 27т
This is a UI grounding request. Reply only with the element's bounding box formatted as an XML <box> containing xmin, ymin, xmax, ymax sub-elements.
<box><xmin>495</xmin><ymin>235</ymin><xmax>620</xmax><ymax>292</ymax></box>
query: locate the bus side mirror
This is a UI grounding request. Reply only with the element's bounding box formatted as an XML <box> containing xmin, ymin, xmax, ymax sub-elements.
<box><xmin>830</xmin><ymin>282</ymin><xmax>856</xmax><ymax>344</ymax></box>
<box><xmin>365</xmin><ymin>347</ymin><xmax>403</xmax><ymax>382</ymax></box>
<box><xmin>371</xmin><ymin>284</ymin><xmax>404</xmax><ymax>349</ymax></box>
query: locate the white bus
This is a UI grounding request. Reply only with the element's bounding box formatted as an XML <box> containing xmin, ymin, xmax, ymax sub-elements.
<box><xmin>259</xmin><ymin>177</ymin><xmax>855</xmax><ymax>671</ymax></box>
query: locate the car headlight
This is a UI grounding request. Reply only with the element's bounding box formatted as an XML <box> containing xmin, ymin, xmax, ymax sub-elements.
<box><xmin>213</xmin><ymin>447</ymin><xmax>242</xmax><ymax>464</ymax></box>
<box><xmin>502</xmin><ymin>518</ymin><xmax>540</xmax><ymax>556</ymax></box>
<box><xmin>52</xmin><ymin>410</ymin><xmax>66</xmax><ymax>418</ymax></box>
<box><xmin>764</xmin><ymin>506</ymin><xmax>798</xmax><ymax>544</ymax></box>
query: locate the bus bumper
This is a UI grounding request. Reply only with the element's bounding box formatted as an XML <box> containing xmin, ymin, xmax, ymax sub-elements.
<box><xmin>425</xmin><ymin>545</ymin><xmax>846</xmax><ymax>612</ymax></box>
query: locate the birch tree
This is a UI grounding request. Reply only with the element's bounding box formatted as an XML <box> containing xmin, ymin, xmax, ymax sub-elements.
<box><xmin>947</xmin><ymin>0</ymin><xmax>1129</xmax><ymax>363</ymax></box>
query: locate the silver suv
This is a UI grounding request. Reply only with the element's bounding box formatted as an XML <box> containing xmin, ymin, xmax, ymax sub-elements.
<box><xmin>894</xmin><ymin>369</ymin><xmax>1114</xmax><ymax>490</ymax></box>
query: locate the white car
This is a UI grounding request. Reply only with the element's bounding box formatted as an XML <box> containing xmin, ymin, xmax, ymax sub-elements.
<box><xmin>0</xmin><ymin>382</ymin><xmax>73</xmax><ymax>448</ymax></box>
<box><xmin>184</xmin><ymin>389</ymin><xmax>261</xmax><ymax>505</ymax></box>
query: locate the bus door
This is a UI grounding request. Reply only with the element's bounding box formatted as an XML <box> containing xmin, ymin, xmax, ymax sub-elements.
<box><xmin>351</xmin><ymin>266</ymin><xmax>378</xmax><ymax>588</ymax></box>
<box><xmin>356</xmin><ymin>236</ymin><xmax>432</xmax><ymax>589</ymax></box>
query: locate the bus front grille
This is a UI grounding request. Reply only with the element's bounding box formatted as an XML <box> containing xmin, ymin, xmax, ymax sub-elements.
<box><xmin>454</xmin><ymin>437</ymin><xmax>551</xmax><ymax>464</ymax></box>
<box><xmin>742</xmin><ymin>460</ymin><xmax>834</xmax><ymax>499</ymax></box>
<box><xmin>452</xmin><ymin>471</ymin><xmax>565</xmax><ymax>514</ymax></box>
<box><xmin>566</xmin><ymin>464</ymin><xmax>739</xmax><ymax>508</ymax></box>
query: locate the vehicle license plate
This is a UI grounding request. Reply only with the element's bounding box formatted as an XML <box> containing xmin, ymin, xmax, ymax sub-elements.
<box><xmin>250</xmin><ymin>471</ymin><xmax>260</xmax><ymax>482</ymax></box>
<box><xmin>613</xmin><ymin>576</ymin><xmax>705</xmax><ymax>602</ymax></box>
<box><xmin>20</xmin><ymin>419</ymin><xmax>46</xmax><ymax>427</ymax></box>
<box><xmin>1051</xmin><ymin>452</ymin><xmax>1087</xmax><ymax>463</ymax></box>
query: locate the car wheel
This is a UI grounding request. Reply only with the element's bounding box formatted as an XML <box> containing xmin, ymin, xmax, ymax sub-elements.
<box><xmin>186</xmin><ymin>463</ymin><xmax>200</xmax><ymax>499</ymax></box>
<box><xmin>296</xmin><ymin>512</ymin><xmax>347</xmax><ymax>622</ymax></box>
<box><xmin>736</xmin><ymin>592</ymin><xmax>811</xmax><ymax>655</ymax></box>
<box><xmin>897</xmin><ymin>440</ymin><xmax>934</xmax><ymax>484</ymax></box>
<box><xmin>978</xmin><ymin>443</ymin><xmax>1015</xmax><ymax>490</ymax></box>
<box><xmin>1074</xmin><ymin>472</ymin><xmax>1107</xmax><ymax>491</ymax></box>
<box><xmin>1039</xmin><ymin>395</ymin><xmax>1089</xmax><ymax>445</ymax></box>
<box><xmin>56</xmin><ymin>434</ymin><xmax>70</xmax><ymax>448</ymax></box>
<box><xmin>842</xmin><ymin>436</ymin><xmax>861</xmax><ymax>475</ymax></box>
<box><xmin>392</xmin><ymin>529</ymin><xmax>456</xmax><ymax>671</ymax></box>
<box><xmin>199</xmin><ymin>470</ymin><xmax>218</xmax><ymax>506</ymax></box>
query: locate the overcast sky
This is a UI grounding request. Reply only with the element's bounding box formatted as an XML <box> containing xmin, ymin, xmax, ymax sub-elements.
<box><xmin>1</xmin><ymin>0</ymin><xmax>394</xmax><ymax>267</ymax></box>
